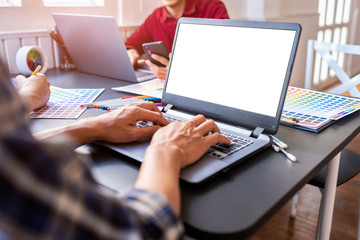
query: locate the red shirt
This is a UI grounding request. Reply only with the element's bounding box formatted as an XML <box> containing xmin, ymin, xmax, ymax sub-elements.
<box><xmin>125</xmin><ymin>0</ymin><xmax>229</xmax><ymax>54</ymax></box>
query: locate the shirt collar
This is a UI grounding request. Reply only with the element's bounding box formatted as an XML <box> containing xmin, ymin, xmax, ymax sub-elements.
<box><xmin>183</xmin><ymin>0</ymin><xmax>196</xmax><ymax>16</ymax></box>
<box><xmin>161</xmin><ymin>0</ymin><xmax>197</xmax><ymax>22</ymax></box>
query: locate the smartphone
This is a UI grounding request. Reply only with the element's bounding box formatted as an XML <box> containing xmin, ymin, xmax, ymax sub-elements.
<box><xmin>142</xmin><ymin>41</ymin><xmax>169</xmax><ymax>67</ymax></box>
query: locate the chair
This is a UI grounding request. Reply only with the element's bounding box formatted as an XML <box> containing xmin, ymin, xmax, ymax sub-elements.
<box><xmin>291</xmin><ymin>40</ymin><xmax>360</xmax><ymax>240</ymax></box>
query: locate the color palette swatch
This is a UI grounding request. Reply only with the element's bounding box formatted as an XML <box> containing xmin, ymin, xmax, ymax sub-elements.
<box><xmin>281</xmin><ymin>87</ymin><xmax>360</xmax><ymax>132</ymax></box>
<box><xmin>27</xmin><ymin>48</ymin><xmax>43</xmax><ymax>71</ymax></box>
<box><xmin>29</xmin><ymin>86</ymin><xmax>104</xmax><ymax>119</ymax></box>
<box><xmin>112</xmin><ymin>79</ymin><xmax>165</xmax><ymax>99</ymax></box>
<box><xmin>48</xmin><ymin>86</ymin><xmax>83</xmax><ymax>104</ymax></box>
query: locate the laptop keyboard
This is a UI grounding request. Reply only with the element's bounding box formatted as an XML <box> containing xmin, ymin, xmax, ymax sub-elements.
<box><xmin>136</xmin><ymin>115</ymin><xmax>254</xmax><ymax>159</ymax></box>
<box><xmin>208</xmin><ymin>132</ymin><xmax>253</xmax><ymax>159</ymax></box>
<box><xmin>135</xmin><ymin>71</ymin><xmax>152</xmax><ymax>78</ymax></box>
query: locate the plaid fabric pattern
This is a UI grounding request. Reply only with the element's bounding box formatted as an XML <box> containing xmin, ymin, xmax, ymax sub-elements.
<box><xmin>0</xmin><ymin>62</ymin><xmax>184</xmax><ymax>240</ymax></box>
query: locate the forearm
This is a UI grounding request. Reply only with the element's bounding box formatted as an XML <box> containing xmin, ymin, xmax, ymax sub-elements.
<box><xmin>135</xmin><ymin>145</ymin><xmax>183</xmax><ymax>215</ymax></box>
<box><xmin>34</xmin><ymin>117</ymin><xmax>102</xmax><ymax>147</ymax></box>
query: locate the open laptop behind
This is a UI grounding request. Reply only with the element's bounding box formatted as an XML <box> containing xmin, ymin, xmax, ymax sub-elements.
<box><xmin>52</xmin><ymin>13</ymin><xmax>155</xmax><ymax>82</ymax></box>
<box><xmin>100</xmin><ymin>18</ymin><xmax>301</xmax><ymax>184</ymax></box>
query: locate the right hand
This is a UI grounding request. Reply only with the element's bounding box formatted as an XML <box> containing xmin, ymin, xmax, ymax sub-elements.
<box><xmin>15</xmin><ymin>73</ymin><xmax>51</xmax><ymax>111</ymax></box>
<box><xmin>137</xmin><ymin>115</ymin><xmax>229</xmax><ymax>215</ymax></box>
<box><xmin>147</xmin><ymin>115</ymin><xmax>231</xmax><ymax>169</ymax></box>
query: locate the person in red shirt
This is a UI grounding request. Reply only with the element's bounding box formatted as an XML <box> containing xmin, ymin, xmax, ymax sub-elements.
<box><xmin>126</xmin><ymin>0</ymin><xmax>229</xmax><ymax>79</ymax></box>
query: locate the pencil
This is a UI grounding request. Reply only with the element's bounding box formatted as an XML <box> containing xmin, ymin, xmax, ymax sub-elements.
<box><xmin>270</xmin><ymin>135</ymin><xmax>288</xmax><ymax>149</ymax></box>
<box><xmin>54</xmin><ymin>27</ymin><xmax>75</xmax><ymax>64</ymax></box>
<box><xmin>30</xmin><ymin>65</ymin><xmax>41</xmax><ymax>76</ymax></box>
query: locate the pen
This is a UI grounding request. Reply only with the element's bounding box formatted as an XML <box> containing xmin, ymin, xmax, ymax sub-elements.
<box><xmin>135</xmin><ymin>96</ymin><xmax>152</xmax><ymax>99</ymax></box>
<box><xmin>278</xmin><ymin>147</ymin><xmax>297</xmax><ymax>162</ymax></box>
<box><xmin>273</xmin><ymin>141</ymin><xmax>297</xmax><ymax>162</ymax></box>
<box><xmin>271</xmin><ymin>144</ymin><xmax>280</xmax><ymax>152</ymax></box>
<box><xmin>80</xmin><ymin>103</ymin><xmax>111</xmax><ymax>112</ymax></box>
<box><xmin>121</xmin><ymin>96</ymin><xmax>136</xmax><ymax>99</ymax></box>
<box><xmin>80</xmin><ymin>103</ymin><xmax>94</xmax><ymax>107</ymax></box>
<box><xmin>281</xmin><ymin>117</ymin><xmax>300</xmax><ymax>127</ymax></box>
<box><xmin>30</xmin><ymin>65</ymin><xmax>41</xmax><ymax>76</ymax></box>
<box><xmin>271</xmin><ymin>135</ymin><xmax>288</xmax><ymax>149</ymax></box>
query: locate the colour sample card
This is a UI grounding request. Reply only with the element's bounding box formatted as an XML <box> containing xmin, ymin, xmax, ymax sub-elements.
<box><xmin>48</xmin><ymin>86</ymin><xmax>83</xmax><ymax>104</ymax></box>
<box><xmin>281</xmin><ymin>87</ymin><xmax>360</xmax><ymax>130</ymax></box>
<box><xmin>112</xmin><ymin>79</ymin><xmax>164</xmax><ymax>99</ymax></box>
<box><xmin>29</xmin><ymin>87</ymin><xmax>104</xmax><ymax>119</ymax></box>
<box><xmin>281</xmin><ymin>109</ymin><xmax>331</xmax><ymax>129</ymax></box>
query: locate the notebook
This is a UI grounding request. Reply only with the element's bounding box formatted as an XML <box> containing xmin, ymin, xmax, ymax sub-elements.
<box><xmin>100</xmin><ymin>17</ymin><xmax>301</xmax><ymax>184</ymax></box>
<box><xmin>52</xmin><ymin>13</ymin><xmax>155</xmax><ymax>82</ymax></box>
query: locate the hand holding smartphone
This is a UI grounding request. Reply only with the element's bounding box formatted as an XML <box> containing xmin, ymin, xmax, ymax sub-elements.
<box><xmin>142</xmin><ymin>41</ymin><xmax>169</xmax><ymax>67</ymax></box>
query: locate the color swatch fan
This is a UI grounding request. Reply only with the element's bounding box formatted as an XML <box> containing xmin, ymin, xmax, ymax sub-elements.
<box><xmin>16</xmin><ymin>46</ymin><xmax>47</xmax><ymax>75</ymax></box>
<box><xmin>281</xmin><ymin>87</ymin><xmax>360</xmax><ymax>132</ymax></box>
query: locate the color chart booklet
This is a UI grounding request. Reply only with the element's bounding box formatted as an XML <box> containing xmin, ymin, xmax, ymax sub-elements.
<box><xmin>281</xmin><ymin>87</ymin><xmax>360</xmax><ymax>133</ymax></box>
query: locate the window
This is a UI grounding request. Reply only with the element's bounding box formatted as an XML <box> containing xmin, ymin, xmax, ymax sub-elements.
<box><xmin>42</xmin><ymin>0</ymin><xmax>104</xmax><ymax>7</ymax></box>
<box><xmin>0</xmin><ymin>0</ymin><xmax>21</xmax><ymax>7</ymax></box>
<box><xmin>313</xmin><ymin>0</ymin><xmax>352</xmax><ymax>88</ymax></box>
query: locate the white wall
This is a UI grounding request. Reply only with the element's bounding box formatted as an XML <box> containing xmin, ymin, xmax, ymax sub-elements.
<box><xmin>267</xmin><ymin>0</ymin><xmax>319</xmax><ymax>88</ymax></box>
<box><xmin>119</xmin><ymin>0</ymin><xmax>162</xmax><ymax>26</ymax></box>
<box><xmin>221</xmin><ymin>0</ymin><xmax>247</xmax><ymax>19</ymax></box>
<box><xmin>0</xmin><ymin>0</ymin><xmax>119</xmax><ymax>31</ymax></box>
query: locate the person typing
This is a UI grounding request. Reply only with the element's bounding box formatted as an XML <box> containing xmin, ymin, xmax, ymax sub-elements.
<box><xmin>0</xmin><ymin>59</ymin><xmax>230</xmax><ymax>239</ymax></box>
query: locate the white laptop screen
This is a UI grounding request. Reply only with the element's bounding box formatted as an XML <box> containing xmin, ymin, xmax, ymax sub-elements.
<box><xmin>165</xmin><ymin>23</ymin><xmax>296</xmax><ymax>118</ymax></box>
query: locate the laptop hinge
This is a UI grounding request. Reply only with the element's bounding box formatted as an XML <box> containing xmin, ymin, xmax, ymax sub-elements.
<box><xmin>250</xmin><ymin>127</ymin><xmax>265</xmax><ymax>139</ymax></box>
<box><xmin>161</xmin><ymin>104</ymin><xmax>173</xmax><ymax>113</ymax></box>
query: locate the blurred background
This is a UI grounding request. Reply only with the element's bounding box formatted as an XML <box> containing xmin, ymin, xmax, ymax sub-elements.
<box><xmin>0</xmin><ymin>0</ymin><xmax>359</xmax><ymax>89</ymax></box>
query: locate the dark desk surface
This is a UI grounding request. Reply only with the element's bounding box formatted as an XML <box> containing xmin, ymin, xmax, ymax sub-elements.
<box><xmin>32</xmin><ymin>70</ymin><xmax>360</xmax><ymax>239</ymax></box>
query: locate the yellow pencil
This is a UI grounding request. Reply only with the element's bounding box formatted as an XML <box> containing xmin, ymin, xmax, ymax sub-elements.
<box><xmin>30</xmin><ymin>65</ymin><xmax>41</xmax><ymax>76</ymax></box>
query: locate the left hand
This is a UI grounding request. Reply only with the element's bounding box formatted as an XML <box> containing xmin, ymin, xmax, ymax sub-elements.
<box><xmin>15</xmin><ymin>73</ymin><xmax>51</xmax><ymax>111</ymax></box>
<box><xmin>34</xmin><ymin>102</ymin><xmax>169</xmax><ymax>147</ymax></box>
<box><xmin>145</xmin><ymin>53</ymin><xmax>170</xmax><ymax>80</ymax></box>
<box><xmin>91</xmin><ymin>101</ymin><xmax>169</xmax><ymax>144</ymax></box>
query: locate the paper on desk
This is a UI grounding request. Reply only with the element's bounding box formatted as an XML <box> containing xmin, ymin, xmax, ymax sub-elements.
<box><xmin>48</xmin><ymin>86</ymin><xmax>83</xmax><ymax>104</ymax></box>
<box><xmin>112</xmin><ymin>79</ymin><xmax>164</xmax><ymax>99</ymax></box>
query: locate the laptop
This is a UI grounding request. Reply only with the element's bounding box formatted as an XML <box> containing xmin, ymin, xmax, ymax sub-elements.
<box><xmin>52</xmin><ymin>13</ymin><xmax>156</xmax><ymax>82</ymax></box>
<box><xmin>100</xmin><ymin>17</ymin><xmax>301</xmax><ymax>184</ymax></box>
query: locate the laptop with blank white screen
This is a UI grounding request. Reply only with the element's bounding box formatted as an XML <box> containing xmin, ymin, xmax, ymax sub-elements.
<box><xmin>52</xmin><ymin>13</ymin><xmax>155</xmax><ymax>82</ymax></box>
<box><xmin>100</xmin><ymin>18</ymin><xmax>301</xmax><ymax>184</ymax></box>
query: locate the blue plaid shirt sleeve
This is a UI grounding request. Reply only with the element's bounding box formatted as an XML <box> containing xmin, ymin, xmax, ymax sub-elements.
<box><xmin>0</xmin><ymin>63</ymin><xmax>184</xmax><ymax>240</ymax></box>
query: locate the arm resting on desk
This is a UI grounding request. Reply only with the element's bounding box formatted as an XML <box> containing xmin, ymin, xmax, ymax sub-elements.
<box><xmin>35</xmin><ymin>104</ymin><xmax>230</xmax><ymax>216</ymax></box>
<box><xmin>34</xmin><ymin>102</ymin><xmax>168</xmax><ymax>147</ymax></box>
<box><xmin>136</xmin><ymin>115</ymin><xmax>230</xmax><ymax>214</ymax></box>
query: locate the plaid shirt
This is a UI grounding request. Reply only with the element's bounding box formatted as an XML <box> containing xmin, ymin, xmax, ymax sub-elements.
<box><xmin>0</xmin><ymin>62</ymin><xmax>184</xmax><ymax>240</ymax></box>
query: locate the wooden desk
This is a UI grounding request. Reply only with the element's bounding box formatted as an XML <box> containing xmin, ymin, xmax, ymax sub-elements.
<box><xmin>33</xmin><ymin>70</ymin><xmax>360</xmax><ymax>239</ymax></box>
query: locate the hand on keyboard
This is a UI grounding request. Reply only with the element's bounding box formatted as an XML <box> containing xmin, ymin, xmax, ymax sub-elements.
<box><xmin>146</xmin><ymin>114</ymin><xmax>231</xmax><ymax>168</ymax></box>
<box><xmin>136</xmin><ymin>115</ymin><xmax>253</xmax><ymax>159</ymax></box>
<box><xmin>91</xmin><ymin>102</ymin><xmax>168</xmax><ymax>144</ymax></box>
<box><xmin>206</xmin><ymin>132</ymin><xmax>253</xmax><ymax>158</ymax></box>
